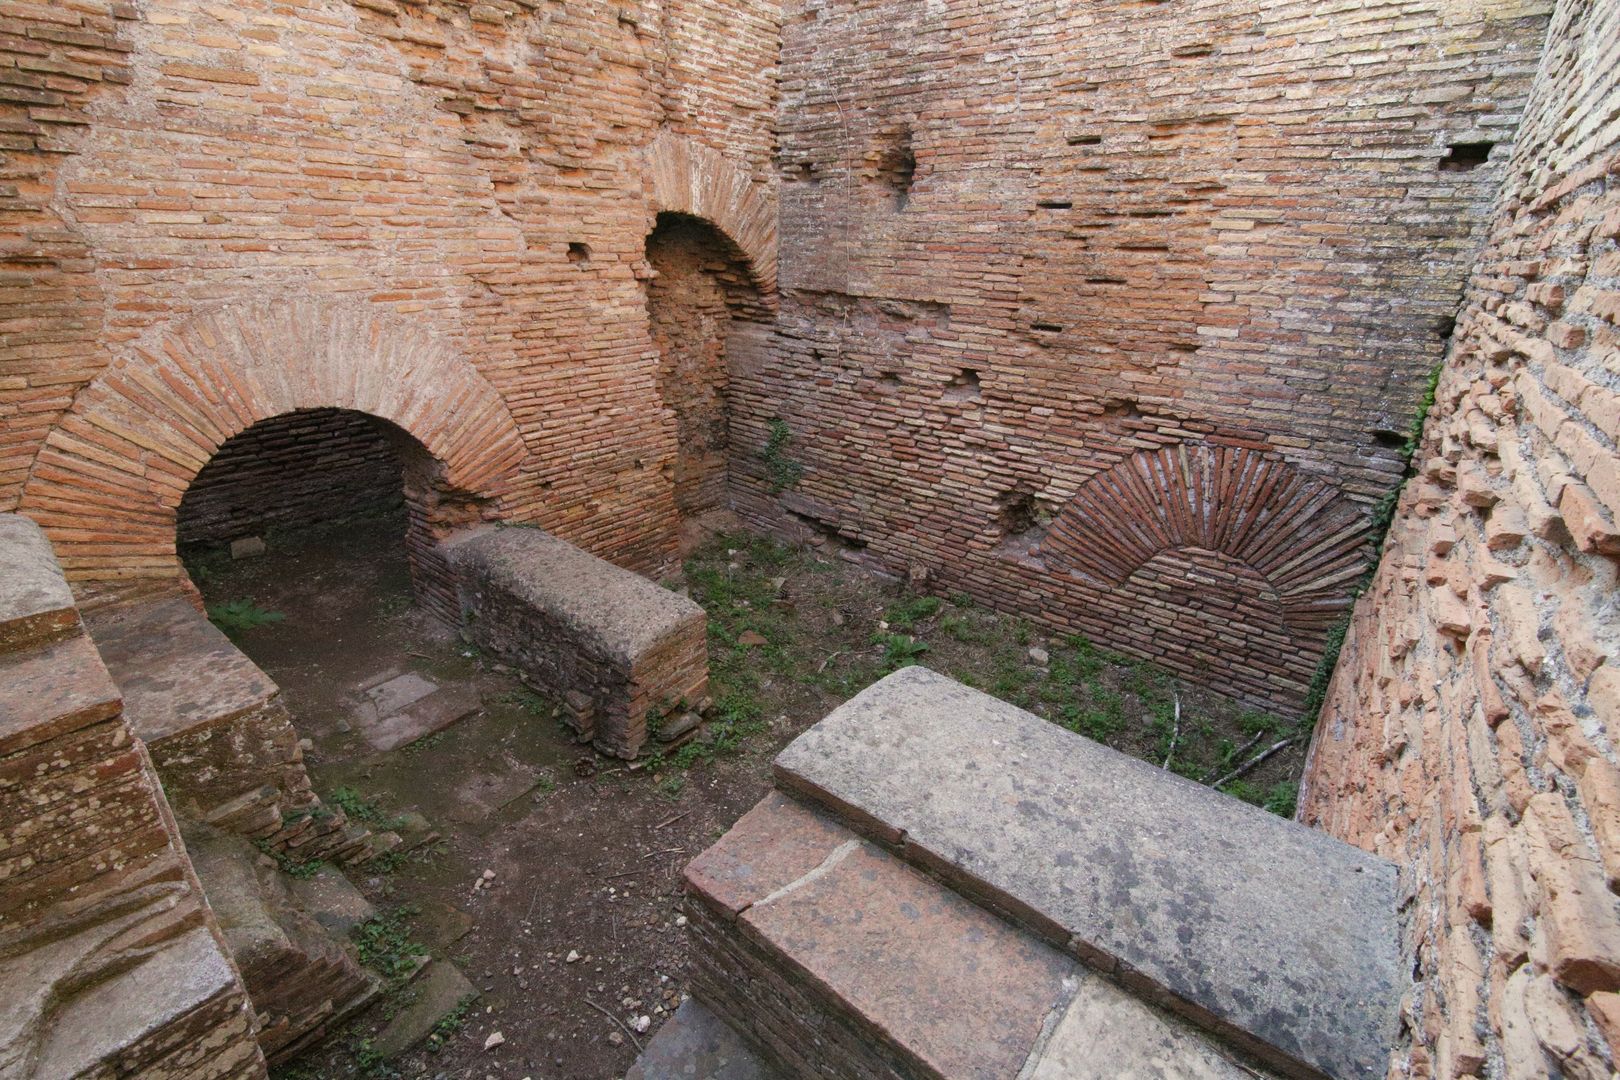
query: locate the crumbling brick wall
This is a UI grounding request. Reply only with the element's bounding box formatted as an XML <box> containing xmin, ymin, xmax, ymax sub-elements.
<box><xmin>1302</xmin><ymin>0</ymin><xmax>1620</xmax><ymax>1073</ymax></box>
<box><xmin>740</xmin><ymin>0</ymin><xmax>1552</xmax><ymax>713</ymax></box>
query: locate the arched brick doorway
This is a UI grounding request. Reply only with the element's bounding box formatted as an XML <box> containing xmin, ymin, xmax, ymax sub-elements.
<box><xmin>19</xmin><ymin>298</ymin><xmax>525</xmax><ymax>613</ymax></box>
<box><xmin>174</xmin><ymin>406</ymin><xmax>474</xmax><ymax>617</ymax></box>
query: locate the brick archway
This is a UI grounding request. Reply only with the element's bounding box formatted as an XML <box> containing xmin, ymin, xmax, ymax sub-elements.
<box><xmin>1041</xmin><ymin>444</ymin><xmax>1369</xmax><ymax>641</ymax></box>
<box><xmin>20</xmin><ymin>298</ymin><xmax>525</xmax><ymax>603</ymax></box>
<box><xmin>646</xmin><ymin>129</ymin><xmax>777</xmax><ymax>299</ymax></box>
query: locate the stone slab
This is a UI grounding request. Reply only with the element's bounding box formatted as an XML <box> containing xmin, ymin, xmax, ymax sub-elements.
<box><xmin>443</xmin><ymin>526</ymin><xmax>704</xmax><ymax>664</ymax></box>
<box><xmin>361</xmin><ymin>683</ymin><xmax>482</xmax><ymax>752</ymax></box>
<box><xmin>87</xmin><ymin>596</ymin><xmax>279</xmax><ymax>743</ymax></box>
<box><xmin>371</xmin><ymin>960</ymin><xmax>476</xmax><ymax>1060</ymax></box>
<box><xmin>0</xmin><ymin>513</ymin><xmax>79</xmax><ymax>656</ymax></box>
<box><xmin>362</xmin><ymin>672</ymin><xmax>438</xmax><ymax>718</ymax></box>
<box><xmin>32</xmin><ymin>926</ymin><xmax>239</xmax><ymax>1079</ymax></box>
<box><xmin>684</xmin><ymin>791</ymin><xmax>854</xmax><ymax>918</ymax></box>
<box><xmin>625</xmin><ymin>998</ymin><xmax>779</xmax><ymax>1080</ymax></box>
<box><xmin>1025</xmin><ymin>974</ymin><xmax>1262</xmax><ymax>1080</ymax></box>
<box><xmin>285</xmin><ymin>867</ymin><xmax>377</xmax><ymax>939</ymax></box>
<box><xmin>773</xmin><ymin>666</ymin><xmax>1405</xmax><ymax>1080</ymax></box>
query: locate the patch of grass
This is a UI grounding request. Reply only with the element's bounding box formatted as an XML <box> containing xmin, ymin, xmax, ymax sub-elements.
<box><xmin>352</xmin><ymin>908</ymin><xmax>428</xmax><ymax>987</ymax></box>
<box><xmin>762</xmin><ymin>418</ymin><xmax>805</xmax><ymax>493</ymax></box>
<box><xmin>205</xmin><ymin>598</ymin><xmax>284</xmax><ymax>635</ymax></box>
<box><xmin>493</xmin><ymin>687</ymin><xmax>552</xmax><ymax>716</ymax></box>
<box><xmin>884</xmin><ymin>595</ymin><xmax>941</xmax><ymax>631</ymax></box>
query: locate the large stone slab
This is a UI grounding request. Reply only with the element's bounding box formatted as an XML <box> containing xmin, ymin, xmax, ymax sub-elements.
<box><xmin>0</xmin><ymin>514</ymin><xmax>79</xmax><ymax>656</ymax></box>
<box><xmin>773</xmin><ymin>666</ymin><xmax>1404</xmax><ymax>1080</ymax></box>
<box><xmin>626</xmin><ymin>998</ymin><xmax>779</xmax><ymax>1080</ymax></box>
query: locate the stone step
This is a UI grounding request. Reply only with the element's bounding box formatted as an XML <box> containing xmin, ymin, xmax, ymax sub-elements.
<box><xmin>683</xmin><ymin>791</ymin><xmax>1272</xmax><ymax>1080</ymax></box>
<box><xmin>771</xmin><ymin>666</ymin><xmax>1405</xmax><ymax>1080</ymax></box>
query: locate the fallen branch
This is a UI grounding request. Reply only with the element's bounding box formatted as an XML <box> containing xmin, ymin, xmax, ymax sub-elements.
<box><xmin>816</xmin><ymin>650</ymin><xmax>845</xmax><ymax>674</ymax></box>
<box><xmin>653</xmin><ymin>811</ymin><xmax>691</xmax><ymax>830</ymax></box>
<box><xmin>584</xmin><ymin>996</ymin><xmax>643</xmax><ymax>1053</ymax></box>
<box><xmin>1161</xmin><ymin>693</ymin><xmax>1181</xmax><ymax>770</ymax></box>
<box><xmin>1207</xmin><ymin>737</ymin><xmax>1299</xmax><ymax>791</ymax></box>
<box><xmin>1201</xmin><ymin>730</ymin><xmax>1269</xmax><ymax>784</ymax></box>
<box><xmin>640</xmin><ymin>847</ymin><xmax>685</xmax><ymax>860</ymax></box>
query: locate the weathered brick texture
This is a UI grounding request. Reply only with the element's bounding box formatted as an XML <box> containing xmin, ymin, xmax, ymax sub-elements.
<box><xmin>1302</xmin><ymin>0</ymin><xmax>1620</xmax><ymax>1074</ymax></box>
<box><xmin>738</xmin><ymin>0</ymin><xmax>1551</xmax><ymax>713</ymax></box>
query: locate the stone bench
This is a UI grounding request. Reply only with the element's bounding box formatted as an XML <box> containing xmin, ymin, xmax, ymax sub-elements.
<box><xmin>683</xmin><ymin>791</ymin><xmax>1269</xmax><ymax>1079</ymax></box>
<box><xmin>442</xmin><ymin>526</ymin><xmax>708</xmax><ymax>758</ymax></box>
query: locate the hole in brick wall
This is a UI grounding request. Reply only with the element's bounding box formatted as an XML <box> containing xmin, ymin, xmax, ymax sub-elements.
<box><xmin>1170</xmin><ymin>42</ymin><xmax>1215</xmax><ymax>58</ymax></box>
<box><xmin>1439</xmin><ymin>142</ymin><xmax>1494</xmax><ymax>171</ymax></box>
<box><xmin>567</xmin><ymin>242</ymin><xmax>591</xmax><ymax>263</ymax></box>
<box><xmin>875</xmin><ymin>126</ymin><xmax>916</xmax><ymax>209</ymax></box>
<box><xmin>1087</xmin><ymin>276</ymin><xmax>1128</xmax><ymax>285</ymax></box>
<box><xmin>943</xmin><ymin>368</ymin><xmax>982</xmax><ymax>402</ymax></box>
<box><xmin>1066</xmin><ymin>133</ymin><xmax>1102</xmax><ymax>146</ymax></box>
<box><xmin>1032</xmin><ymin>321</ymin><xmax>1064</xmax><ymax>333</ymax></box>
<box><xmin>789</xmin><ymin>510</ymin><xmax>868</xmax><ymax>551</ymax></box>
<box><xmin>875</xmin><ymin>372</ymin><xmax>903</xmax><ymax>393</ymax></box>
<box><xmin>1371</xmin><ymin>429</ymin><xmax>1406</xmax><ymax>448</ymax></box>
<box><xmin>1436</xmin><ymin>315</ymin><xmax>1457</xmax><ymax>340</ymax></box>
<box><xmin>1102</xmin><ymin>398</ymin><xmax>1143</xmax><ymax>421</ymax></box>
<box><xmin>994</xmin><ymin>488</ymin><xmax>1051</xmax><ymax>561</ymax></box>
<box><xmin>1036</xmin><ymin>199</ymin><xmax>1074</xmax><ymax>210</ymax></box>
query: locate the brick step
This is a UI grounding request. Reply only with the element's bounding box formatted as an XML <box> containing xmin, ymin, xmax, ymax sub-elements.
<box><xmin>86</xmin><ymin>595</ymin><xmax>365</xmax><ymax>863</ymax></box>
<box><xmin>679</xmin><ymin>790</ymin><xmax>1272</xmax><ymax>1080</ymax></box>
<box><xmin>766</xmin><ymin>666</ymin><xmax>1406</xmax><ymax>1080</ymax></box>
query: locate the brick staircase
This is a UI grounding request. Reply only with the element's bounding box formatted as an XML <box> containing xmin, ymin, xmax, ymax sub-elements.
<box><xmin>635</xmin><ymin>667</ymin><xmax>1407</xmax><ymax>1080</ymax></box>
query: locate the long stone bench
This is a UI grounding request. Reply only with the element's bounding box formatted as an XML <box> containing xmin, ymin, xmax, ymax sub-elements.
<box><xmin>442</xmin><ymin>526</ymin><xmax>708</xmax><ymax>758</ymax></box>
<box><xmin>641</xmin><ymin>666</ymin><xmax>1406</xmax><ymax>1080</ymax></box>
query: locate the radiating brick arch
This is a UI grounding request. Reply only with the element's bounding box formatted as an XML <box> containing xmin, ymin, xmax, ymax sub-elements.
<box><xmin>20</xmin><ymin>298</ymin><xmax>525</xmax><ymax>592</ymax></box>
<box><xmin>1042</xmin><ymin>444</ymin><xmax>1369</xmax><ymax>637</ymax></box>
<box><xmin>646</xmin><ymin>130</ymin><xmax>777</xmax><ymax>297</ymax></box>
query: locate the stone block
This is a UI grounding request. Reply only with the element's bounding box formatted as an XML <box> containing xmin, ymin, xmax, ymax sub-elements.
<box><xmin>0</xmin><ymin>514</ymin><xmax>78</xmax><ymax>656</ymax></box>
<box><xmin>625</xmin><ymin>998</ymin><xmax>778</xmax><ymax>1080</ymax></box>
<box><xmin>443</xmin><ymin>526</ymin><xmax>708</xmax><ymax>758</ymax></box>
<box><xmin>775</xmin><ymin>667</ymin><xmax>1403</xmax><ymax>1080</ymax></box>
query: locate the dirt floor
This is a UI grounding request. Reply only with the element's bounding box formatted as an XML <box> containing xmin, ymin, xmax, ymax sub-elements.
<box><xmin>187</xmin><ymin>514</ymin><xmax>1309</xmax><ymax>1080</ymax></box>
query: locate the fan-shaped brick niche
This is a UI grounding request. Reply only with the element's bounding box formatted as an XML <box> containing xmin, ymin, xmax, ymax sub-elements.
<box><xmin>20</xmin><ymin>298</ymin><xmax>526</xmax><ymax>605</ymax></box>
<box><xmin>1042</xmin><ymin>444</ymin><xmax>1369</xmax><ymax>679</ymax></box>
<box><xmin>646</xmin><ymin>130</ymin><xmax>778</xmax><ymax>300</ymax></box>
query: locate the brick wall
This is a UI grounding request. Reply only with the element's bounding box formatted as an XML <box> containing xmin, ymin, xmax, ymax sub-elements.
<box><xmin>738</xmin><ymin>0</ymin><xmax>1551</xmax><ymax>713</ymax></box>
<box><xmin>1301</xmin><ymin>0</ymin><xmax>1620</xmax><ymax>1074</ymax></box>
<box><xmin>177</xmin><ymin>408</ymin><xmax>404</xmax><ymax>546</ymax></box>
<box><xmin>0</xmin><ymin>0</ymin><xmax>781</xmax><ymax>598</ymax></box>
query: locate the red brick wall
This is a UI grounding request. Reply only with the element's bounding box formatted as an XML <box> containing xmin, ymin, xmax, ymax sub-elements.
<box><xmin>0</xmin><ymin>0</ymin><xmax>781</xmax><ymax>595</ymax></box>
<box><xmin>1302</xmin><ymin>0</ymin><xmax>1620</xmax><ymax>1074</ymax></box>
<box><xmin>736</xmin><ymin>0</ymin><xmax>1551</xmax><ymax>713</ymax></box>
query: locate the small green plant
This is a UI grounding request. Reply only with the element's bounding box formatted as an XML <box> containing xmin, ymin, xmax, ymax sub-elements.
<box><xmin>1263</xmin><ymin>781</ymin><xmax>1300</xmax><ymax>817</ymax></box>
<box><xmin>884</xmin><ymin>595</ymin><xmax>941</xmax><ymax>631</ymax></box>
<box><xmin>329</xmin><ymin>786</ymin><xmax>409</xmax><ymax>831</ymax></box>
<box><xmin>762</xmin><ymin>418</ymin><xmax>805</xmax><ymax>493</ymax></box>
<box><xmin>425</xmin><ymin>993</ymin><xmax>479</xmax><ymax>1053</ymax></box>
<box><xmin>875</xmin><ymin>632</ymin><xmax>929</xmax><ymax>671</ymax></box>
<box><xmin>254</xmin><ymin>839</ymin><xmax>324</xmax><ymax>880</ymax></box>
<box><xmin>352</xmin><ymin>909</ymin><xmax>428</xmax><ymax>986</ymax></box>
<box><xmin>205</xmin><ymin>599</ymin><xmax>284</xmax><ymax>635</ymax></box>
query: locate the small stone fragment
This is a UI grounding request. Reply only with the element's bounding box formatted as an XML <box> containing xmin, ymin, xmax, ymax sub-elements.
<box><xmin>483</xmin><ymin>1031</ymin><xmax>505</xmax><ymax>1051</ymax></box>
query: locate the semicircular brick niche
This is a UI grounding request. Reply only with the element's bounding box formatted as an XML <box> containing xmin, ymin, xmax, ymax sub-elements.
<box><xmin>19</xmin><ymin>297</ymin><xmax>526</xmax><ymax>597</ymax></box>
<box><xmin>646</xmin><ymin>129</ymin><xmax>778</xmax><ymax>299</ymax></box>
<box><xmin>1043</xmin><ymin>443</ymin><xmax>1369</xmax><ymax>650</ymax></box>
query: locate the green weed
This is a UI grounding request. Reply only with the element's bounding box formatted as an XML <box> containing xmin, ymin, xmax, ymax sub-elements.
<box><xmin>206</xmin><ymin>599</ymin><xmax>284</xmax><ymax>635</ymax></box>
